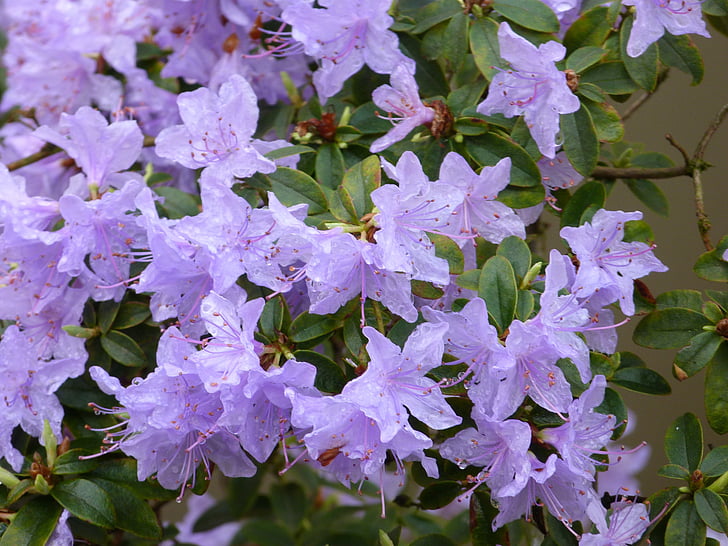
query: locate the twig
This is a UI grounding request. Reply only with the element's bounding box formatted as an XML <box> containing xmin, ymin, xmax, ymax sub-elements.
<box><xmin>590</xmin><ymin>164</ymin><xmax>689</xmax><ymax>180</ymax></box>
<box><xmin>621</xmin><ymin>92</ymin><xmax>654</xmax><ymax>123</ymax></box>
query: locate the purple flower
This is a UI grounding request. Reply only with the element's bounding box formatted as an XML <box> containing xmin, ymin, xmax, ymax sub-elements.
<box><xmin>437</xmin><ymin>153</ymin><xmax>525</xmax><ymax>244</ymax></box>
<box><xmin>582</xmin><ymin>499</ymin><xmax>651</xmax><ymax>545</ymax></box>
<box><xmin>33</xmin><ymin>107</ymin><xmax>143</xmax><ymax>194</ymax></box>
<box><xmin>370</xmin><ymin>64</ymin><xmax>435</xmax><ymax>153</ymax></box>
<box><xmin>560</xmin><ymin>209</ymin><xmax>668</xmax><ymax>315</ymax></box>
<box><xmin>372</xmin><ymin>152</ymin><xmax>462</xmax><ymax>285</ymax></box>
<box><xmin>623</xmin><ymin>0</ymin><xmax>709</xmax><ymax>58</ymax></box>
<box><xmin>476</xmin><ymin>22</ymin><xmax>580</xmax><ymax>159</ymax></box>
<box><xmin>155</xmin><ymin>75</ymin><xmax>276</xmax><ymax>187</ymax></box>
<box><xmin>341</xmin><ymin>323</ymin><xmax>461</xmax><ymax>442</ymax></box>
<box><xmin>282</xmin><ymin>0</ymin><xmax>414</xmax><ymax>102</ymax></box>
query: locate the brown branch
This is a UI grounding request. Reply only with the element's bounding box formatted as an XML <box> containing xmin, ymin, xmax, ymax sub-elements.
<box><xmin>6</xmin><ymin>144</ymin><xmax>62</xmax><ymax>171</ymax></box>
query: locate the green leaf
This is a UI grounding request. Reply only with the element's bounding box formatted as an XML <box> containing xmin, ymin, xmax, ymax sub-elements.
<box><xmin>703</xmin><ymin>301</ymin><xmax>724</xmax><ymax>323</ymax></box>
<box><xmin>349</xmin><ymin>102</ymin><xmax>393</xmax><ymax>134</ymax></box>
<box><xmin>264</xmin><ymin>145</ymin><xmax>313</xmax><ymax>161</ymax></box>
<box><xmin>478</xmin><ymin>256</ymin><xmax>517</xmax><ymax>334</ymax></box>
<box><xmin>577</xmin><ymin>82</ymin><xmax>607</xmax><ymax>103</ymax></box>
<box><xmin>695</xmin><ymin>248</ymin><xmax>728</xmax><ymax>282</ymax></box>
<box><xmin>695</xmin><ymin>489</ymin><xmax>728</xmax><ymax>534</ymax></box>
<box><xmin>560</xmin><ymin>181</ymin><xmax>606</xmax><ymax>228</ymax></box>
<box><xmin>561</xmin><ymin>104</ymin><xmax>599</xmax><ymax>176</ymax></box>
<box><xmin>707</xmin><ymin>290</ymin><xmax>728</xmax><ymax>312</ymax></box>
<box><xmin>596</xmin><ymin>387</ymin><xmax>628</xmax><ymax>440</ymax></box>
<box><xmin>447</xmin><ymin>80</ymin><xmax>487</xmax><ymax>116</ymax></box>
<box><xmin>466</xmin><ymin>133</ymin><xmax>541</xmax><ymax>187</ymax></box>
<box><xmin>289</xmin><ymin>312</ymin><xmax>339</xmax><ymax>343</ymax></box>
<box><xmin>498</xmin><ymin>184</ymin><xmax>546</xmax><ymax>209</ymax></box>
<box><xmin>155</xmin><ymin>187</ymin><xmax>201</xmax><ymax>219</ymax></box>
<box><xmin>470</xmin><ymin>491</ymin><xmax>506</xmax><ymax>546</ymax></box>
<box><xmin>675</xmin><ymin>332</ymin><xmax>723</xmax><ymax>378</ymax></box>
<box><xmin>566</xmin><ymin>47</ymin><xmax>605</xmax><ymax>73</ymax></box>
<box><xmin>700</xmin><ymin>446</ymin><xmax>728</xmax><ymax>477</ymax></box>
<box><xmin>456</xmin><ymin>269</ymin><xmax>480</xmax><ymax>291</ymax></box>
<box><xmin>611</xmin><ymin>367</ymin><xmax>671</xmax><ymax>395</ymax></box>
<box><xmin>496</xmin><ymin>236</ymin><xmax>531</xmax><ymax>280</ymax></box>
<box><xmin>410</xmin><ymin>534</ymin><xmax>457</xmax><ymax>546</ymax></box>
<box><xmin>516</xmin><ymin>289</ymin><xmax>535</xmax><ymax>321</ymax></box>
<box><xmin>61</xmin><ymin>325</ymin><xmax>98</xmax><ymax>339</ymax></box>
<box><xmin>112</xmin><ymin>302</ymin><xmax>151</xmax><ymax>330</ymax></box>
<box><xmin>315</xmin><ymin>143</ymin><xmax>346</xmax><ymax>190</ymax></box>
<box><xmin>271</xmin><ymin>482</ymin><xmax>307</xmax><ymax>531</ymax></box>
<box><xmin>87</xmin><ymin>458</ymin><xmax>177</xmax><ymax>500</ymax></box>
<box><xmin>470</xmin><ymin>18</ymin><xmax>504</xmax><ymax>82</ymax></box>
<box><xmin>624</xmin><ymin>179</ymin><xmax>669</xmax><ymax>217</ymax></box>
<box><xmin>341</xmin><ymin>155</ymin><xmax>380</xmax><ymax>220</ymax></box>
<box><xmin>431</xmin><ymin>233</ymin><xmax>465</xmax><ymax>275</ymax></box>
<box><xmin>94</xmin><ymin>479</ymin><xmax>162</xmax><ymax>539</ymax></box>
<box><xmin>706</xmin><ymin>342</ymin><xmax>728</xmax><ymax>434</ymax></box>
<box><xmin>412</xmin><ymin>280</ymin><xmax>445</xmax><ymax>299</ymax></box>
<box><xmin>563</xmin><ymin>7</ymin><xmax>612</xmax><ymax>51</ymax></box>
<box><xmin>51</xmin><ymin>478</ymin><xmax>116</xmax><ymax>528</ymax></box>
<box><xmin>658</xmin><ymin>33</ymin><xmax>704</xmax><ymax>85</ymax></box>
<box><xmin>442</xmin><ymin>12</ymin><xmax>469</xmax><ymax>71</ymax></box>
<box><xmin>0</xmin><ymin>496</ymin><xmax>63</xmax><ymax>546</ymax></box>
<box><xmin>6</xmin><ymin>479</ymin><xmax>33</xmax><ymax>506</ymax></box>
<box><xmin>418</xmin><ymin>482</ymin><xmax>462</xmax><ymax>510</ymax></box>
<box><xmin>583</xmin><ymin>99</ymin><xmax>624</xmax><ymax>143</ymax></box>
<box><xmin>52</xmin><ymin>449</ymin><xmax>99</xmax><ymax>475</ymax></box>
<box><xmin>703</xmin><ymin>0</ymin><xmax>728</xmax><ymax>16</ymax></box>
<box><xmin>100</xmin><ymin>329</ymin><xmax>147</xmax><ymax>367</ymax></box>
<box><xmin>294</xmin><ymin>350</ymin><xmax>346</xmax><ymax>393</ymax></box>
<box><xmin>664</xmin><ymin>413</ymin><xmax>703</xmax><ymax>471</ymax></box>
<box><xmin>707</xmin><ymin>13</ymin><xmax>728</xmax><ymax>38</ymax></box>
<box><xmin>620</xmin><ymin>16</ymin><xmax>659</xmax><ymax>91</ymax></box>
<box><xmin>665</xmin><ymin>500</ymin><xmax>706</xmax><ymax>546</ymax></box>
<box><xmin>409</xmin><ymin>0</ymin><xmax>463</xmax><ymax>34</ymax></box>
<box><xmin>266</xmin><ymin>167</ymin><xmax>328</xmax><ymax>214</ymax></box>
<box><xmin>235</xmin><ymin>519</ymin><xmax>295</xmax><ymax>546</ymax></box>
<box><xmin>581</xmin><ymin>62</ymin><xmax>639</xmax><ymax>95</ymax></box>
<box><xmin>97</xmin><ymin>299</ymin><xmax>121</xmax><ymax>335</ymax></box>
<box><xmin>633</xmin><ymin>309</ymin><xmax>712</xmax><ymax>349</ymax></box>
<box><xmin>258</xmin><ymin>296</ymin><xmax>290</xmax><ymax>342</ymax></box>
<box><xmin>658</xmin><ymin>463</ymin><xmax>691</xmax><ymax>480</ymax></box>
<box><xmin>656</xmin><ymin>289</ymin><xmax>703</xmax><ymax>312</ymax></box>
<box><xmin>493</xmin><ymin>0</ymin><xmax>559</xmax><ymax>33</ymax></box>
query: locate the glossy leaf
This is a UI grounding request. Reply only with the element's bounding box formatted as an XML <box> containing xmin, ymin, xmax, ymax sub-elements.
<box><xmin>664</xmin><ymin>413</ymin><xmax>703</xmax><ymax>471</ymax></box>
<box><xmin>112</xmin><ymin>302</ymin><xmax>151</xmax><ymax>330</ymax></box>
<box><xmin>674</xmin><ymin>332</ymin><xmax>723</xmax><ymax>378</ymax></box>
<box><xmin>620</xmin><ymin>16</ymin><xmax>659</xmax><ymax>91</ymax></box>
<box><xmin>52</xmin><ymin>449</ymin><xmax>99</xmax><ymax>475</ymax></box>
<box><xmin>466</xmin><ymin>133</ymin><xmax>541</xmax><ymax>187</ymax></box>
<box><xmin>470</xmin><ymin>18</ymin><xmax>504</xmax><ymax>81</ymax></box>
<box><xmin>706</xmin><ymin>342</ymin><xmax>728</xmax><ymax>434</ymax></box>
<box><xmin>700</xmin><ymin>446</ymin><xmax>728</xmax><ymax>477</ymax></box>
<box><xmin>341</xmin><ymin>155</ymin><xmax>380</xmax><ymax>220</ymax></box>
<box><xmin>656</xmin><ymin>289</ymin><xmax>704</xmax><ymax>312</ymax></box>
<box><xmin>560</xmin><ymin>181</ymin><xmax>606</xmax><ymax>228</ymax></box>
<box><xmin>658</xmin><ymin>33</ymin><xmax>704</xmax><ymax>85</ymax></box>
<box><xmin>493</xmin><ymin>0</ymin><xmax>559</xmax><ymax>33</ymax></box>
<box><xmin>496</xmin><ymin>236</ymin><xmax>531</xmax><ymax>280</ymax></box>
<box><xmin>611</xmin><ymin>367</ymin><xmax>671</xmax><ymax>395</ymax></box>
<box><xmin>665</xmin><ymin>500</ymin><xmax>706</xmax><ymax>546</ymax></box>
<box><xmin>583</xmin><ymin>99</ymin><xmax>624</xmax><ymax>143</ymax></box>
<box><xmin>695</xmin><ymin>489</ymin><xmax>728</xmax><ymax>534</ymax></box>
<box><xmin>566</xmin><ymin>46</ymin><xmax>605</xmax><ymax>73</ymax></box>
<box><xmin>478</xmin><ymin>256</ymin><xmax>517</xmax><ymax>334</ymax></box>
<box><xmin>0</xmin><ymin>496</ymin><xmax>63</xmax><ymax>546</ymax></box>
<box><xmin>695</xmin><ymin>248</ymin><xmax>728</xmax><ymax>282</ymax></box>
<box><xmin>581</xmin><ymin>62</ymin><xmax>639</xmax><ymax>95</ymax></box>
<box><xmin>51</xmin><ymin>479</ymin><xmax>116</xmax><ymax>528</ymax></box>
<box><xmin>432</xmin><ymin>233</ymin><xmax>465</xmax><ymax>275</ymax></box>
<box><xmin>563</xmin><ymin>7</ymin><xmax>612</xmax><ymax>51</ymax></box>
<box><xmin>155</xmin><ymin>186</ymin><xmax>201</xmax><ymax>219</ymax></box>
<box><xmin>316</xmin><ymin>143</ymin><xmax>346</xmax><ymax>190</ymax></box>
<box><xmin>94</xmin><ymin>479</ymin><xmax>162</xmax><ymax>539</ymax></box>
<box><xmin>266</xmin><ymin>167</ymin><xmax>328</xmax><ymax>215</ymax></box>
<box><xmin>658</xmin><ymin>463</ymin><xmax>691</xmax><ymax>480</ymax></box>
<box><xmin>561</xmin><ymin>104</ymin><xmax>599</xmax><ymax>176</ymax></box>
<box><xmin>100</xmin><ymin>330</ymin><xmax>147</xmax><ymax>367</ymax></box>
<box><xmin>633</xmin><ymin>309</ymin><xmax>712</xmax><ymax>349</ymax></box>
<box><xmin>419</xmin><ymin>481</ymin><xmax>462</xmax><ymax>510</ymax></box>
<box><xmin>294</xmin><ymin>350</ymin><xmax>346</xmax><ymax>393</ymax></box>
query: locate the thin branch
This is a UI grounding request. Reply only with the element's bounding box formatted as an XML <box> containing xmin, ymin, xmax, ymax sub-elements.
<box><xmin>590</xmin><ymin>164</ymin><xmax>689</xmax><ymax>180</ymax></box>
<box><xmin>620</xmin><ymin>92</ymin><xmax>654</xmax><ymax>123</ymax></box>
<box><xmin>694</xmin><ymin>103</ymin><xmax>728</xmax><ymax>162</ymax></box>
<box><xmin>6</xmin><ymin>144</ymin><xmax>62</xmax><ymax>171</ymax></box>
<box><xmin>665</xmin><ymin>133</ymin><xmax>690</xmax><ymax>165</ymax></box>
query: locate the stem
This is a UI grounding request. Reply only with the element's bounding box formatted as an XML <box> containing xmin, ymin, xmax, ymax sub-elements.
<box><xmin>591</xmin><ymin>164</ymin><xmax>689</xmax><ymax>180</ymax></box>
<box><xmin>6</xmin><ymin>144</ymin><xmax>62</xmax><ymax>172</ymax></box>
<box><xmin>372</xmin><ymin>300</ymin><xmax>386</xmax><ymax>334</ymax></box>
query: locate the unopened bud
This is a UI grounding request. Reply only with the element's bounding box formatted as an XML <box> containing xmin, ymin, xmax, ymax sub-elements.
<box><xmin>716</xmin><ymin>318</ymin><xmax>728</xmax><ymax>338</ymax></box>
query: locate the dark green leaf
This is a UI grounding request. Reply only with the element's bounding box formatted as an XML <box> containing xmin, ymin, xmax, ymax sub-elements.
<box><xmin>97</xmin><ymin>300</ymin><xmax>121</xmax><ymax>335</ymax></box>
<box><xmin>447</xmin><ymin>80</ymin><xmax>487</xmax><ymax>116</ymax></box>
<box><xmin>633</xmin><ymin>309</ymin><xmax>711</xmax><ymax>349</ymax></box>
<box><xmin>545</xmin><ymin>512</ymin><xmax>579</xmax><ymax>546</ymax></box>
<box><xmin>560</xmin><ymin>181</ymin><xmax>606</xmax><ymax>228</ymax></box>
<box><xmin>294</xmin><ymin>350</ymin><xmax>346</xmax><ymax>393</ymax></box>
<box><xmin>193</xmin><ymin>500</ymin><xmax>237</xmax><ymax>532</ymax></box>
<box><xmin>577</xmin><ymin>82</ymin><xmax>608</xmax><ymax>103</ymax></box>
<box><xmin>707</xmin><ymin>13</ymin><xmax>728</xmax><ymax>37</ymax></box>
<box><xmin>349</xmin><ymin>102</ymin><xmax>393</xmax><ymax>134</ymax></box>
<box><xmin>431</xmin><ymin>233</ymin><xmax>465</xmax><ymax>275</ymax></box>
<box><xmin>419</xmin><ymin>482</ymin><xmax>462</xmax><ymax>510</ymax></box>
<box><xmin>561</xmin><ymin>104</ymin><xmax>599</xmax><ymax>176</ymax></box>
<box><xmin>611</xmin><ymin>367</ymin><xmax>671</xmax><ymax>395</ymax></box>
<box><xmin>665</xmin><ymin>500</ymin><xmax>706</xmax><ymax>546</ymax></box>
<box><xmin>664</xmin><ymin>413</ymin><xmax>703</xmax><ymax>471</ymax></box>
<box><xmin>695</xmin><ymin>248</ymin><xmax>728</xmax><ymax>282</ymax></box>
<box><xmin>695</xmin><ymin>489</ymin><xmax>728</xmax><ymax>534</ymax></box>
<box><xmin>496</xmin><ymin>236</ymin><xmax>531</xmax><ymax>280</ymax></box>
<box><xmin>0</xmin><ymin>496</ymin><xmax>63</xmax><ymax>546</ymax></box>
<box><xmin>316</xmin><ymin>143</ymin><xmax>346</xmax><ymax>190</ymax></box>
<box><xmin>456</xmin><ymin>269</ymin><xmax>480</xmax><ymax>291</ymax></box>
<box><xmin>581</xmin><ymin>62</ymin><xmax>639</xmax><ymax>95</ymax></box>
<box><xmin>155</xmin><ymin>187</ymin><xmax>201</xmax><ymax>219</ymax></box>
<box><xmin>410</xmin><ymin>534</ymin><xmax>457</xmax><ymax>546</ymax></box>
<box><xmin>409</xmin><ymin>0</ymin><xmax>462</xmax><ymax>34</ymax></box>
<box><xmin>112</xmin><ymin>302</ymin><xmax>151</xmax><ymax>330</ymax></box>
<box><xmin>566</xmin><ymin>47</ymin><xmax>606</xmax><ymax>73</ymax></box>
<box><xmin>624</xmin><ymin>179</ymin><xmax>669</xmax><ymax>216</ymax></box>
<box><xmin>466</xmin><ymin>133</ymin><xmax>541</xmax><ymax>187</ymax></box>
<box><xmin>341</xmin><ymin>156</ymin><xmax>380</xmax><ymax>220</ymax></box>
<box><xmin>6</xmin><ymin>479</ymin><xmax>34</xmax><ymax>506</ymax></box>
<box><xmin>596</xmin><ymin>387</ymin><xmax>628</xmax><ymax>440</ymax></box>
<box><xmin>470</xmin><ymin>491</ymin><xmax>506</xmax><ymax>546</ymax></box>
<box><xmin>658</xmin><ymin>463</ymin><xmax>691</xmax><ymax>480</ymax></box>
<box><xmin>583</xmin><ymin>99</ymin><xmax>624</xmax><ymax>143</ymax></box>
<box><xmin>258</xmin><ymin>296</ymin><xmax>290</xmax><ymax>342</ymax></box>
<box><xmin>87</xmin><ymin>458</ymin><xmax>177</xmax><ymax>500</ymax></box>
<box><xmin>675</xmin><ymin>332</ymin><xmax>723</xmax><ymax>378</ymax></box>
<box><xmin>656</xmin><ymin>289</ymin><xmax>703</xmax><ymax>312</ymax></box>
<box><xmin>563</xmin><ymin>7</ymin><xmax>612</xmax><ymax>51</ymax></box>
<box><xmin>234</xmin><ymin>519</ymin><xmax>295</xmax><ymax>546</ymax></box>
<box><xmin>498</xmin><ymin>184</ymin><xmax>546</xmax><ymax>209</ymax></box>
<box><xmin>289</xmin><ymin>312</ymin><xmax>339</xmax><ymax>343</ymax></box>
<box><xmin>264</xmin><ymin>145</ymin><xmax>314</xmax><ymax>161</ymax></box>
<box><xmin>442</xmin><ymin>12</ymin><xmax>468</xmax><ymax>71</ymax></box>
<box><xmin>620</xmin><ymin>16</ymin><xmax>659</xmax><ymax>91</ymax></box>
<box><xmin>703</xmin><ymin>301</ymin><xmax>724</xmax><ymax>323</ymax></box>
<box><xmin>266</xmin><ymin>167</ymin><xmax>328</xmax><ymax>214</ymax></box>
<box><xmin>658</xmin><ymin>33</ymin><xmax>704</xmax><ymax>85</ymax></box>
<box><xmin>493</xmin><ymin>0</ymin><xmax>559</xmax><ymax>32</ymax></box>
<box><xmin>703</xmin><ymin>0</ymin><xmax>728</xmax><ymax>16</ymax></box>
<box><xmin>478</xmin><ymin>256</ymin><xmax>517</xmax><ymax>334</ymax></box>
<box><xmin>94</xmin><ymin>479</ymin><xmax>162</xmax><ymax>539</ymax></box>
<box><xmin>470</xmin><ymin>18</ymin><xmax>504</xmax><ymax>81</ymax></box>
<box><xmin>707</xmin><ymin>290</ymin><xmax>728</xmax><ymax>312</ymax></box>
<box><xmin>706</xmin><ymin>342</ymin><xmax>728</xmax><ymax>434</ymax></box>
<box><xmin>100</xmin><ymin>329</ymin><xmax>147</xmax><ymax>367</ymax></box>
<box><xmin>52</xmin><ymin>449</ymin><xmax>99</xmax><ymax>475</ymax></box>
<box><xmin>516</xmin><ymin>289</ymin><xmax>535</xmax><ymax>321</ymax></box>
<box><xmin>700</xmin><ymin>446</ymin><xmax>728</xmax><ymax>477</ymax></box>
<box><xmin>51</xmin><ymin>478</ymin><xmax>116</xmax><ymax>528</ymax></box>
<box><xmin>271</xmin><ymin>482</ymin><xmax>307</xmax><ymax>530</ymax></box>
